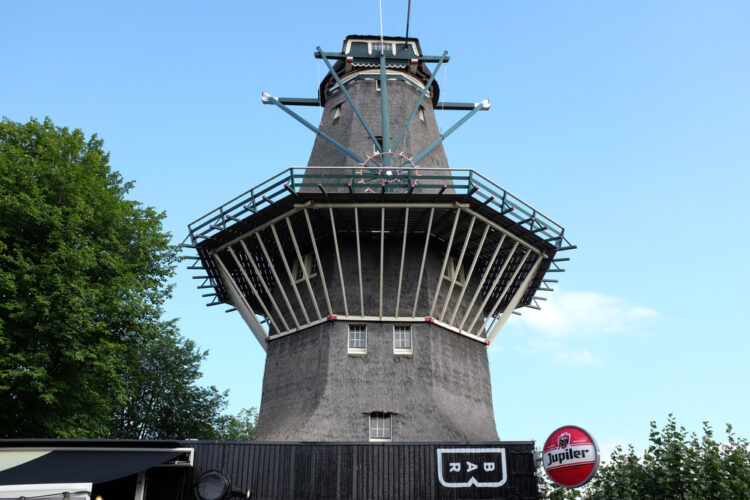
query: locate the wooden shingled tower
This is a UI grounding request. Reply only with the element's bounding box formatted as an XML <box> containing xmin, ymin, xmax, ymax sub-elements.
<box><xmin>182</xmin><ymin>35</ymin><xmax>575</xmax><ymax>443</ymax></box>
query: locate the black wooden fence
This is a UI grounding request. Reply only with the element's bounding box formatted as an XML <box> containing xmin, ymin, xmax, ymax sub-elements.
<box><xmin>162</xmin><ymin>441</ymin><xmax>539</xmax><ymax>500</ymax></box>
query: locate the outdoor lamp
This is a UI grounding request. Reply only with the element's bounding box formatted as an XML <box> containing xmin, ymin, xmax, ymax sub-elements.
<box><xmin>194</xmin><ymin>469</ymin><xmax>250</xmax><ymax>500</ymax></box>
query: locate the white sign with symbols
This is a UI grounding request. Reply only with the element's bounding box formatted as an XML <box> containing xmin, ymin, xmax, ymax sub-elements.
<box><xmin>437</xmin><ymin>448</ymin><xmax>507</xmax><ymax>488</ymax></box>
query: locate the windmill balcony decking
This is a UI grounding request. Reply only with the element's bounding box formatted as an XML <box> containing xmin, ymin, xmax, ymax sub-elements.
<box><xmin>181</xmin><ymin>167</ymin><xmax>575</xmax><ymax>349</ymax></box>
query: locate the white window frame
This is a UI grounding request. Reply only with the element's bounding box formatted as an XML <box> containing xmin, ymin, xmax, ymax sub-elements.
<box><xmin>292</xmin><ymin>253</ymin><xmax>318</xmax><ymax>284</ymax></box>
<box><xmin>443</xmin><ymin>257</ymin><xmax>466</xmax><ymax>287</ymax></box>
<box><xmin>348</xmin><ymin>324</ymin><xmax>367</xmax><ymax>354</ymax></box>
<box><xmin>369</xmin><ymin>41</ymin><xmax>397</xmax><ymax>56</ymax></box>
<box><xmin>369</xmin><ymin>412</ymin><xmax>392</xmax><ymax>442</ymax></box>
<box><xmin>333</xmin><ymin>103</ymin><xmax>343</xmax><ymax>120</ymax></box>
<box><xmin>393</xmin><ymin>325</ymin><xmax>413</xmax><ymax>355</ymax></box>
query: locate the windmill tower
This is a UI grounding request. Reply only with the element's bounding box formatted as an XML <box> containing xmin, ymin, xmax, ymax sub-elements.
<box><xmin>183</xmin><ymin>35</ymin><xmax>574</xmax><ymax>443</ymax></box>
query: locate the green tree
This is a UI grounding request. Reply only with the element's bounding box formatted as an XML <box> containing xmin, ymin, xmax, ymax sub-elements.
<box><xmin>0</xmin><ymin>117</ymin><xmax>233</xmax><ymax>439</ymax></box>
<box><xmin>109</xmin><ymin>320</ymin><xmax>230</xmax><ymax>440</ymax></box>
<box><xmin>538</xmin><ymin>415</ymin><xmax>750</xmax><ymax>499</ymax></box>
<box><xmin>215</xmin><ymin>407</ymin><xmax>259</xmax><ymax>441</ymax></box>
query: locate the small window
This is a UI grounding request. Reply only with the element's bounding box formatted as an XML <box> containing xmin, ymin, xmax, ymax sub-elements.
<box><xmin>371</xmin><ymin>42</ymin><xmax>393</xmax><ymax>54</ymax></box>
<box><xmin>393</xmin><ymin>325</ymin><xmax>412</xmax><ymax>354</ymax></box>
<box><xmin>369</xmin><ymin>412</ymin><xmax>392</xmax><ymax>441</ymax></box>
<box><xmin>348</xmin><ymin>324</ymin><xmax>367</xmax><ymax>354</ymax></box>
<box><xmin>418</xmin><ymin>106</ymin><xmax>425</xmax><ymax>122</ymax></box>
<box><xmin>333</xmin><ymin>103</ymin><xmax>343</xmax><ymax>120</ymax></box>
<box><xmin>443</xmin><ymin>258</ymin><xmax>466</xmax><ymax>287</ymax></box>
<box><xmin>370</xmin><ymin>42</ymin><xmax>396</xmax><ymax>56</ymax></box>
<box><xmin>292</xmin><ymin>253</ymin><xmax>318</xmax><ymax>283</ymax></box>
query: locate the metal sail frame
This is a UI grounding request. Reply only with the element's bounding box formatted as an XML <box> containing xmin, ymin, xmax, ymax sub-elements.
<box><xmin>262</xmin><ymin>43</ymin><xmax>489</xmax><ymax>170</ymax></box>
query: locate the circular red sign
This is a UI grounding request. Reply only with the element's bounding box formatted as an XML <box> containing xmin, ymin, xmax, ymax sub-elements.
<box><xmin>542</xmin><ymin>425</ymin><xmax>600</xmax><ymax>488</ymax></box>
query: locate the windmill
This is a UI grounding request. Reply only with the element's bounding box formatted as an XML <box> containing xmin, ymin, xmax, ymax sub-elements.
<box><xmin>182</xmin><ymin>35</ymin><xmax>575</xmax><ymax>442</ymax></box>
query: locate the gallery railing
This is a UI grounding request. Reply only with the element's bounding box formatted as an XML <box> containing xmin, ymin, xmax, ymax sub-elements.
<box><xmin>183</xmin><ymin>167</ymin><xmax>574</xmax><ymax>253</ymax></box>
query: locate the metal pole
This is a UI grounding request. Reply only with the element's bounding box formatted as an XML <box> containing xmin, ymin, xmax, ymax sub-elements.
<box><xmin>270</xmin><ymin>223</ymin><xmax>311</xmax><ymax>324</ymax></box>
<box><xmin>412</xmin><ymin>208</ymin><xmax>435</xmax><ymax>317</ymax></box>
<box><xmin>405</xmin><ymin>0</ymin><xmax>411</xmax><ymax>43</ymax></box>
<box><xmin>285</xmin><ymin>218</ymin><xmax>322</xmax><ymax>320</ymax></box>
<box><xmin>448</xmin><ymin>223</ymin><xmax>489</xmax><ymax>325</ymax></box>
<box><xmin>262</xmin><ymin>92</ymin><xmax>365</xmax><ymax>165</ymax></box>
<box><xmin>317</xmin><ymin>48</ymin><xmax>382</xmax><ymax>152</ymax></box>
<box><xmin>379</xmin><ymin>207</ymin><xmax>385</xmax><ymax>318</ymax></box>
<box><xmin>304</xmin><ymin>209</ymin><xmax>332</xmax><ymax>316</ymax></box>
<box><xmin>439</xmin><ymin>215</ymin><xmax>476</xmax><ymax>321</ymax></box>
<box><xmin>395</xmin><ymin>207</ymin><xmax>409</xmax><ymax>316</ymax></box>
<box><xmin>380</xmin><ymin>50</ymin><xmax>390</xmax><ymax>166</ymax></box>
<box><xmin>214</xmin><ymin>255</ymin><xmax>268</xmax><ymax>351</ymax></box>
<box><xmin>134</xmin><ymin>471</ymin><xmax>146</xmax><ymax>500</ymax></box>
<box><xmin>478</xmin><ymin>251</ymin><xmax>532</xmax><ymax>334</ymax></box>
<box><xmin>255</xmin><ymin>232</ymin><xmax>300</xmax><ymax>329</ymax></box>
<box><xmin>355</xmin><ymin>207</ymin><xmax>365</xmax><ymax>316</ymax></box>
<box><xmin>409</xmin><ymin>100</ymin><xmax>489</xmax><ymax>165</ymax></box>
<box><xmin>227</xmin><ymin>247</ymin><xmax>280</xmax><ymax>334</ymax></box>
<box><xmin>429</xmin><ymin>208</ymin><xmax>462</xmax><ymax>317</ymax></box>
<box><xmin>486</xmin><ymin>254</ymin><xmax>544</xmax><ymax>343</ymax></box>
<box><xmin>464</xmin><ymin>241</ymin><xmax>519</xmax><ymax>333</ymax></box>
<box><xmin>329</xmin><ymin>208</ymin><xmax>349</xmax><ymax>316</ymax></box>
<box><xmin>458</xmin><ymin>233</ymin><xmax>505</xmax><ymax>330</ymax></box>
<box><xmin>212</xmin><ymin>204</ymin><xmax>308</xmax><ymax>255</ymax></box>
<box><xmin>308</xmin><ymin>202</ymin><xmax>466</xmax><ymax>209</ymax></box>
<box><xmin>392</xmin><ymin>52</ymin><xmax>448</xmax><ymax>152</ymax></box>
<box><xmin>239</xmin><ymin>240</ymin><xmax>290</xmax><ymax>331</ymax></box>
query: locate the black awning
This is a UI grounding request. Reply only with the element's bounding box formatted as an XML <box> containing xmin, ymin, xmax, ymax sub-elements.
<box><xmin>0</xmin><ymin>448</ymin><xmax>188</xmax><ymax>485</ymax></box>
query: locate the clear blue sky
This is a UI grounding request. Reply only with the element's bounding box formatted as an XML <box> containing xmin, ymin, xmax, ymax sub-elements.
<box><xmin>3</xmin><ymin>1</ymin><xmax>749</xmax><ymax>457</ymax></box>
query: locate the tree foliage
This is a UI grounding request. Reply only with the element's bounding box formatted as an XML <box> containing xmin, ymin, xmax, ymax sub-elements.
<box><xmin>0</xmin><ymin>117</ymin><xmax>245</xmax><ymax>439</ymax></box>
<box><xmin>538</xmin><ymin>415</ymin><xmax>750</xmax><ymax>499</ymax></box>
<box><xmin>109</xmin><ymin>320</ymin><xmax>230</xmax><ymax>440</ymax></box>
<box><xmin>215</xmin><ymin>407</ymin><xmax>259</xmax><ymax>441</ymax></box>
